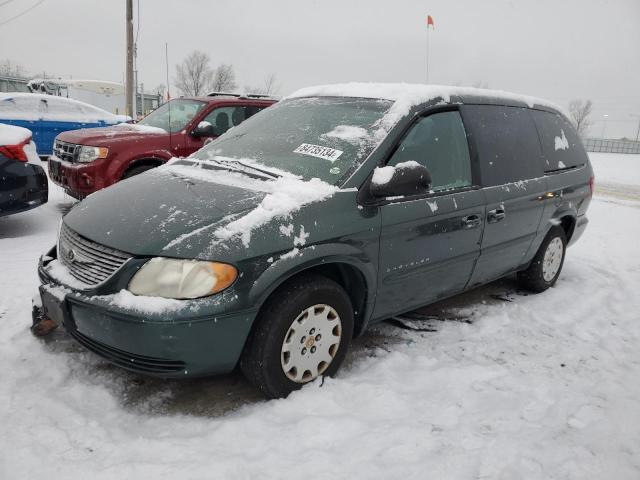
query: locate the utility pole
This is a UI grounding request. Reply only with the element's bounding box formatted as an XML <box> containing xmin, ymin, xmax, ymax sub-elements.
<box><xmin>631</xmin><ymin>114</ymin><xmax>640</xmax><ymax>142</ymax></box>
<box><xmin>126</xmin><ymin>0</ymin><xmax>134</xmax><ymax>118</ymax></box>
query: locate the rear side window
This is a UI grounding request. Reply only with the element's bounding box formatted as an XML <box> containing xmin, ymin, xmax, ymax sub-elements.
<box><xmin>530</xmin><ymin>110</ymin><xmax>588</xmax><ymax>172</ymax></box>
<box><xmin>462</xmin><ymin>105</ymin><xmax>543</xmax><ymax>186</ymax></box>
<box><xmin>387</xmin><ymin>110</ymin><xmax>472</xmax><ymax>192</ymax></box>
<box><xmin>202</xmin><ymin>106</ymin><xmax>266</xmax><ymax>136</ymax></box>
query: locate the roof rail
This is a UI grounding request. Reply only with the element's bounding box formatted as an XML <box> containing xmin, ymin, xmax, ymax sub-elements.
<box><xmin>207</xmin><ymin>91</ymin><xmax>241</xmax><ymax>97</ymax></box>
<box><xmin>206</xmin><ymin>91</ymin><xmax>278</xmax><ymax>100</ymax></box>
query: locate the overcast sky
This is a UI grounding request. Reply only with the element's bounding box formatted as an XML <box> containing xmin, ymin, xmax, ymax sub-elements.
<box><xmin>1</xmin><ymin>0</ymin><xmax>638</xmax><ymax>137</ymax></box>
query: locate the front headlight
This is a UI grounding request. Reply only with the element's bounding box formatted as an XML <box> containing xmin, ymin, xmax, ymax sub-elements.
<box><xmin>77</xmin><ymin>145</ymin><xmax>109</xmax><ymax>163</ymax></box>
<box><xmin>128</xmin><ymin>258</ymin><xmax>237</xmax><ymax>299</ymax></box>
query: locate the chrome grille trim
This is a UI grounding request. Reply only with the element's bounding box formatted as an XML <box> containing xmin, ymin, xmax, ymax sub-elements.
<box><xmin>57</xmin><ymin>223</ymin><xmax>132</xmax><ymax>287</ymax></box>
<box><xmin>54</xmin><ymin>140</ymin><xmax>80</xmax><ymax>162</ymax></box>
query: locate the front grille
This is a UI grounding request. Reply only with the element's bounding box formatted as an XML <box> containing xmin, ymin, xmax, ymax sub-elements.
<box><xmin>54</xmin><ymin>139</ymin><xmax>80</xmax><ymax>162</ymax></box>
<box><xmin>58</xmin><ymin>222</ymin><xmax>131</xmax><ymax>287</ymax></box>
<box><xmin>69</xmin><ymin>329</ymin><xmax>186</xmax><ymax>373</ymax></box>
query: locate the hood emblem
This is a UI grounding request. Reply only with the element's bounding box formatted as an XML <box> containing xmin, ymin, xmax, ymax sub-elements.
<box><xmin>62</xmin><ymin>246</ymin><xmax>91</xmax><ymax>265</ymax></box>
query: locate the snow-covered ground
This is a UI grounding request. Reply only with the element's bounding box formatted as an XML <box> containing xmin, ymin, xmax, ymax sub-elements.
<box><xmin>1</xmin><ymin>153</ymin><xmax>639</xmax><ymax>479</ymax></box>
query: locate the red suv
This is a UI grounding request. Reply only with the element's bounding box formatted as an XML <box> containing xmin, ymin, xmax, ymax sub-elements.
<box><xmin>48</xmin><ymin>94</ymin><xmax>276</xmax><ymax>198</ymax></box>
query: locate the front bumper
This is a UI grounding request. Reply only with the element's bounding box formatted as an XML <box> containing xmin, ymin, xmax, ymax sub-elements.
<box><xmin>48</xmin><ymin>156</ymin><xmax>108</xmax><ymax>198</ymax></box>
<box><xmin>37</xmin><ymin>250</ymin><xmax>257</xmax><ymax>377</ymax></box>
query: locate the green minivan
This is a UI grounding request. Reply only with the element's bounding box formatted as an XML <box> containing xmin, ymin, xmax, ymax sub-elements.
<box><xmin>35</xmin><ymin>83</ymin><xmax>593</xmax><ymax>398</ymax></box>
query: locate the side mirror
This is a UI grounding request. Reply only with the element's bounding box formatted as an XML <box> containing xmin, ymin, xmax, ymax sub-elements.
<box><xmin>370</xmin><ymin>161</ymin><xmax>432</xmax><ymax>197</ymax></box>
<box><xmin>192</xmin><ymin>121</ymin><xmax>215</xmax><ymax>138</ymax></box>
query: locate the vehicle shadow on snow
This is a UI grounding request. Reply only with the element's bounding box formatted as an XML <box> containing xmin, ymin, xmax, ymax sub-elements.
<box><xmin>40</xmin><ymin>275</ymin><xmax>525</xmax><ymax>417</ymax></box>
<box><xmin>0</xmin><ymin>197</ymin><xmax>75</xmax><ymax>239</ymax></box>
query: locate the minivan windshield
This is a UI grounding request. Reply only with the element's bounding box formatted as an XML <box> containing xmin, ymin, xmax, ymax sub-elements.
<box><xmin>191</xmin><ymin>97</ymin><xmax>393</xmax><ymax>184</ymax></box>
<box><xmin>138</xmin><ymin>99</ymin><xmax>206</xmax><ymax>133</ymax></box>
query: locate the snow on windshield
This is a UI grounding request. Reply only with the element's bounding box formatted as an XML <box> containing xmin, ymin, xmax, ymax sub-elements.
<box><xmin>193</xmin><ymin>97</ymin><xmax>392</xmax><ymax>185</ymax></box>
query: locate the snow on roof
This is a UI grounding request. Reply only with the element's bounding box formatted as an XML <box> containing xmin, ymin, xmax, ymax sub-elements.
<box><xmin>0</xmin><ymin>92</ymin><xmax>121</xmax><ymax>122</ymax></box>
<box><xmin>0</xmin><ymin>122</ymin><xmax>32</xmax><ymax>145</ymax></box>
<box><xmin>288</xmin><ymin>83</ymin><xmax>568</xmax><ymax>128</ymax></box>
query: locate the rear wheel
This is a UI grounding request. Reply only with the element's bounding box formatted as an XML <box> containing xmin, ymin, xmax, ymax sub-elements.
<box><xmin>240</xmin><ymin>274</ymin><xmax>354</xmax><ymax>398</ymax></box>
<box><xmin>518</xmin><ymin>226</ymin><xmax>567</xmax><ymax>292</ymax></box>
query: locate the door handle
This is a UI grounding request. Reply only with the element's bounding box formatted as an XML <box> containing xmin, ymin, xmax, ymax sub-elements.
<box><xmin>487</xmin><ymin>208</ymin><xmax>506</xmax><ymax>223</ymax></box>
<box><xmin>462</xmin><ymin>214</ymin><xmax>481</xmax><ymax>229</ymax></box>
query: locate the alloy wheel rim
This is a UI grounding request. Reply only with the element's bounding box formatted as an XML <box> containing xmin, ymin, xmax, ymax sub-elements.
<box><xmin>280</xmin><ymin>304</ymin><xmax>342</xmax><ymax>383</ymax></box>
<box><xmin>542</xmin><ymin>237</ymin><xmax>564</xmax><ymax>282</ymax></box>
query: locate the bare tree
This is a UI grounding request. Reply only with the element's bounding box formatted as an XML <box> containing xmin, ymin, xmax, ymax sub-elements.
<box><xmin>174</xmin><ymin>50</ymin><xmax>213</xmax><ymax>96</ymax></box>
<box><xmin>568</xmin><ymin>99</ymin><xmax>593</xmax><ymax>137</ymax></box>
<box><xmin>0</xmin><ymin>59</ymin><xmax>27</xmax><ymax>78</ymax></box>
<box><xmin>210</xmin><ymin>64</ymin><xmax>237</xmax><ymax>92</ymax></box>
<box><xmin>260</xmin><ymin>73</ymin><xmax>280</xmax><ymax>95</ymax></box>
<box><xmin>245</xmin><ymin>73</ymin><xmax>281</xmax><ymax>96</ymax></box>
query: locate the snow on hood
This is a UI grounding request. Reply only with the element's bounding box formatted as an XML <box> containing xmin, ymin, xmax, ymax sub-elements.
<box><xmin>288</xmin><ymin>82</ymin><xmax>569</xmax><ymax>130</ymax></box>
<box><xmin>114</xmin><ymin>123</ymin><xmax>167</xmax><ymax>134</ymax></box>
<box><xmin>165</xmin><ymin>161</ymin><xmax>339</xmax><ymax>248</ymax></box>
<box><xmin>64</xmin><ymin>161</ymin><xmax>339</xmax><ymax>258</ymax></box>
<box><xmin>0</xmin><ymin>122</ymin><xmax>31</xmax><ymax>145</ymax></box>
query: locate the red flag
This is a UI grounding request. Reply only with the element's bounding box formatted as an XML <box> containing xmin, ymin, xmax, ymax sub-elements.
<box><xmin>426</xmin><ymin>15</ymin><xmax>435</xmax><ymax>29</ymax></box>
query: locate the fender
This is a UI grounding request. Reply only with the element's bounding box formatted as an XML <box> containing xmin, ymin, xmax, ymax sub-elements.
<box><xmin>248</xmin><ymin>242</ymin><xmax>379</xmax><ymax>334</ymax></box>
<box><xmin>527</xmin><ymin>200</ymin><xmax>578</xmax><ymax>266</ymax></box>
<box><xmin>109</xmin><ymin>150</ymin><xmax>172</xmax><ymax>181</ymax></box>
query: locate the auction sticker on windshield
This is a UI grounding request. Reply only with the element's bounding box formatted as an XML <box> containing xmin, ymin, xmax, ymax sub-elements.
<box><xmin>293</xmin><ymin>144</ymin><xmax>343</xmax><ymax>162</ymax></box>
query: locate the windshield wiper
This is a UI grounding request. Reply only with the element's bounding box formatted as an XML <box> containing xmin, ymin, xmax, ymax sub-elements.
<box><xmin>214</xmin><ymin>158</ymin><xmax>281</xmax><ymax>179</ymax></box>
<box><xmin>230</xmin><ymin>160</ymin><xmax>281</xmax><ymax>179</ymax></box>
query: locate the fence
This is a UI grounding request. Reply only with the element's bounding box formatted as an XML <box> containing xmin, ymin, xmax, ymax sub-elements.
<box><xmin>584</xmin><ymin>138</ymin><xmax>640</xmax><ymax>154</ymax></box>
<box><xmin>0</xmin><ymin>75</ymin><xmax>30</xmax><ymax>93</ymax></box>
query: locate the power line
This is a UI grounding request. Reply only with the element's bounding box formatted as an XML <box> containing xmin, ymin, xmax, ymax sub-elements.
<box><xmin>0</xmin><ymin>0</ymin><xmax>45</xmax><ymax>27</ymax></box>
<box><xmin>0</xmin><ymin>0</ymin><xmax>17</xmax><ymax>8</ymax></box>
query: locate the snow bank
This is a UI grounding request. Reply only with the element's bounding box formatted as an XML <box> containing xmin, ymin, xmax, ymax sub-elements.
<box><xmin>0</xmin><ymin>122</ymin><xmax>31</xmax><ymax>145</ymax></box>
<box><xmin>589</xmin><ymin>152</ymin><xmax>640</xmax><ymax>187</ymax></box>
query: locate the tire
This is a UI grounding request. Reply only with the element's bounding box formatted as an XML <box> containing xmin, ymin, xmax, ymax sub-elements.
<box><xmin>518</xmin><ymin>226</ymin><xmax>567</xmax><ymax>293</ymax></box>
<box><xmin>123</xmin><ymin>164</ymin><xmax>157</xmax><ymax>179</ymax></box>
<box><xmin>240</xmin><ymin>274</ymin><xmax>354</xmax><ymax>399</ymax></box>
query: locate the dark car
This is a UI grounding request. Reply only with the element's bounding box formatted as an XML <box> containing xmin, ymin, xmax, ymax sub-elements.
<box><xmin>35</xmin><ymin>84</ymin><xmax>593</xmax><ymax>398</ymax></box>
<box><xmin>0</xmin><ymin>124</ymin><xmax>48</xmax><ymax>217</ymax></box>
<box><xmin>48</xmin><ymin>94</ymin><xmax>276</xmax><ymax>198</ymax></box>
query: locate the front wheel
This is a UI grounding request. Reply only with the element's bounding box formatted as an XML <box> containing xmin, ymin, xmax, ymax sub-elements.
<box><xmin>518</xmin><ymin>226</ymin><xmax>567</xmax><ymax>292</ymax></box>
<box><xmin>240</xmin><ymin>274</ymin><xmax>354</xmax><ymax>398</ymax></box>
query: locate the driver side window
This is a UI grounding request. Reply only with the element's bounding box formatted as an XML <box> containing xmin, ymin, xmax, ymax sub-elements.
<box><xmin>387</xmin><ymin>110</ymin><xmax>472</xmax><ymax>192</ymax></box>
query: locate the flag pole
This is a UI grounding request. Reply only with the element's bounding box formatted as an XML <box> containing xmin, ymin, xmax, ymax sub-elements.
<box><xmin>426</xmin><ymin>25</ymin><xmax>430</xmax><ymax>84</ymax></box>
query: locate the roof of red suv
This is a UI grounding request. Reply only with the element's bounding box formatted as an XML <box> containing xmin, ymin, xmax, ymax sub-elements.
<box><xmin>179</xmin><ymin>94</ymin><xmax>278</xmax><ymax>104</ymax></box>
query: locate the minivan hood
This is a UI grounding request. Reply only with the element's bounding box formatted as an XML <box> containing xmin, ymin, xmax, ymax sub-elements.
<box><xmin>57</xmin><ymin>125</ymin><xmax>169</xmax><ymax>146</ymax></box>
<box><xmin>64</xmin><ymin>166</ymin><xmax>267</xmax><ymax>257</ymax></box>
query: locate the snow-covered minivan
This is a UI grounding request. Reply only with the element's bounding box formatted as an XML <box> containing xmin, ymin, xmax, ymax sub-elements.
<box><xmin>34</xmin><ymin>83</ymin><xmax>593</xmax><ymax>398</ymax></box>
